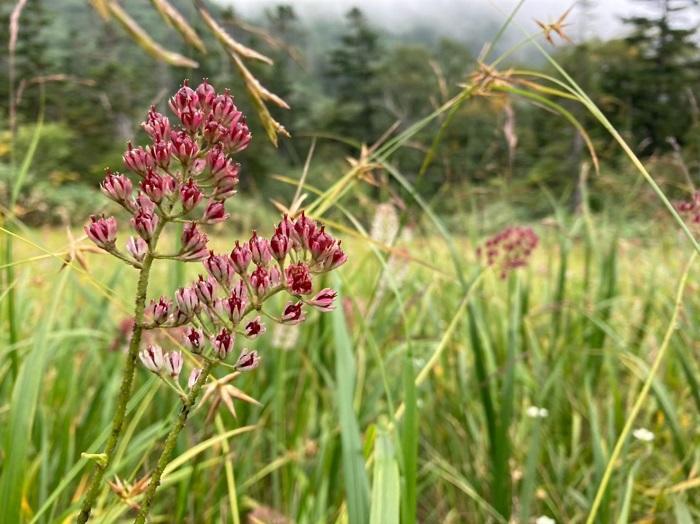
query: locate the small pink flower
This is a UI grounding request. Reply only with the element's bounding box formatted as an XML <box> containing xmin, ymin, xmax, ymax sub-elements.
<box><xmin>281</xmin><ymin>302</ymin><xmax>305</xmax><ymax>325</ymax></box>
<box><xmin>269</xmin><ymin>265</ymin><xmax>282</xmax><ymax>287</ymax></box>
<box><xmin>175</xmin><ymin>286</ymin><xmax>200</xmax><ymax>317</ymax></box>
<box><xmin>85</xmin><ymin>215</ymin><xmax>118</xmax><ymax>249</ymax></box>
<box><xmin>249</xmin><ymin>231</ymin><xmax>271</xmax><ymax>266</ymax></box>
<box><xmin>309</xmin><ymin>227</ymin><xmax>335</xmax><ymax>260</ymax></box>
<box><xmin>150</xmin><ymin>140</ymin><xmax>171</xmax><ymax>169</ymax></box>
<box><xmin>203</xmin><ymin>117</ymin><xmax>227</xmax><ymax>144</ymax></box>
<box><xmin>213</xmin><ymin>328</ymin><xmax>234</xmax><ymax>359</ymax></box>
<box><xmin>169</xmin><ymin>81</ymin><xmax>199</xmax><ymax>116</ymax></box>
<box><xmin>100</xmin><ymin>171</ymin><xmax>132</xmax><ymax>205</ymax></box>
<box><xmin>250</xmin><ymin>265</ymin><xmax>271</xmax><ymax>297</ymax></box>
<box><xmin>204</xmin><ymin>251</ymin><xmax>234</xmax><ymax>287</ymax></box>
<box><xmin>292</xmin><ymin>212</ymin><xmax>318</xmax><ymax>250</ymax></box>
<box><xmin>141</xmin><ymin>170</ymin><xmax>173</xmax><ymax>204</ymax></box>
<box><xmin>230</xmin><ymin>241</ymin><xmax>252</xmax><ymax>273</ymax></box>
<box><xmin>184</xmin><ymin>327</ymin><xmax>204</xmax><ymax>352</ymax></box>
<box><xmin>277</xmin><ymin>214</ymin><xmax>294</xmax><ymax>238</ymax></box>
<box><xmin>180</xmin><ymin>179</ymin><xmax>203</xmax><ymax>213</ymax></box>
<box><xmin>225</xmin><ymin>118</ymin><xmax>251</xmax><ymax>153</ymax></box>
<box><xmin>244</xmin><ymin>316</ymin><xmax>266</xmax><ymax>339</ymax></box>
<box><xmin>216</xmin><ymin>283</ymin><xmax>247</xmax><ymax>323</ymax></box>
<box><xmin>180</xmin><ymin>222</ymin><xmax>208</xmax><ymax>261</ymax></box>
<box><xmin>285</xmin><ymin>262</ymin><xmax>312</xmax><ymax>295</ymax></box>
<box><xmin>131</xmin><ymin>209</ymin><xmax>159</xmax><ymax>242</ymax></box>
<box><xmin>202</xmin><ymin>200</ymin><xmax>229</xmax><ymax>224</ymax></box>
<box><xmin>139</xmin><ymin>344</ymin><xmax>164</xmax><ymax>373</ymax></box>
<box><xmin>308</xmin><ymin>288</ymin><xmax>337</xmax><ymax>312</ymax></box>
<box><xmin>188</xmin><ymin>367</ymin><xmax>203</xmax><ymax>389</ymax></box>
<box><xmin>142</xmin><ymin>107</ymin><xmax>171</xmax><ymax>141</ymax></box>
<box><xmin>126</xmin><ymin>236</ymin><xmax>148</xmax><ymax>262</ymax></box>
<box><xmin>206</xmin><ymin>145</ymin><xmax>229</xmax><ymax>176</ymax></box>
<box><xmin>196</xmin><ymin>79</ymin><xmax>216</xmax><ymax>111</ymax></box>
<box><xmin>149</xmin><ymin>297</ymin><xmax>172</xmax><ymax>325</ymax></box>
<box><xmin>194</xmin><ymin>275</ymin><xmax>216</xmax><ymax>305</ymax></box>
<box><xmin>123</xmin><ymin>142</ymin><xmax>154</xmax><ymax>174</ymax></box>
<box><xmin>270</xmin><ymin>229</ymin><xmax>291</xmax><ymax>261</ymax></box>
<box><xmin>170</xmin><ymin>130</ymin><xmax>200</xmax><ymax>164</ymax></box>
<box><xmin>211</xmin><ymin>91</ymin><xmax>240</xmax><ymax>126</ymax></box>
<box><xmin>235</xmin><ymin>350</ymin><xmax>260</xmax><ymax>371</ymax></box>
<box><xmin>213</xmin><ymin>166</ymin><xmax>239</xmax><ymax>199</ymax></box>
<box><xmin>164</xmin><ymin>351</ymin><xmax>183</xmax><ymax>378</ymax></box>
<box><xmin>180</xmin><ymin>109</ymin><xmax>204</xmax><ymax>133</ymax></box>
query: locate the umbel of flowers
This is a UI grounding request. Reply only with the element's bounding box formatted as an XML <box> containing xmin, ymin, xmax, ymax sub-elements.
<box><xmin>79</xmin><ymin>80</ymin><xmax>346</xmax><ymax>523</ymax></box>
<box><xmin>477</xmin><ymin>226</ymin><xmax>539</xmax><ymax>278</ymax></box>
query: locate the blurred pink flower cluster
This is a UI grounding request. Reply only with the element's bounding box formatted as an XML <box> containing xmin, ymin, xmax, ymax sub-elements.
<box><xmin>477</xmin><ymin>226</ymin><xmax>539</xmax><ymax>278</ymax></box>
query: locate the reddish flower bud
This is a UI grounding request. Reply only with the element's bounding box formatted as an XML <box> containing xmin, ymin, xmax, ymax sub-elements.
<box><xmin>285</xmin><ymin>262</ymin><xmax>313</xmax><ymax>295</ymax></box>
<box><xmin>244</xmin><ymin>316</ymin><xmax>266</xmax><ymax>339</ymax></box>
<box><xmin>270</xmin><ymin>230</ymin><xmax>291</xmax><ymax>261</ymax></box>
<box><xmin>204</xmin><ymin>251</ymin><xmax>234</xmax><ymax>287</ymax></box>
<box><xmin>211</xmin><ymin>92</ymin><xmax>240</xmax><ymax>126</ymax></box>
<box><xmin>216</xmin><ymin>281</ymin><xmax>247</xmax><ymax>323</ymax></box>
<box><xmin>194</xmin><ymin>275</ymin><xmax>216</xmax><ymax>305</ymax></box>
<box><xmin>85</xmin><ymin>215</ymin><xmax>118</xmax><ymax>249</ymax></box>
<box><xmin>123</xmin><ymin>142</ymin><xmax>154</xmax><ymax>174</ymax></box>
<box><xmin>203</xmin><ymin>117</ymin><xmax>228</xmax><ymax>144</ymax></box>
<box><xmin>141</xmin><ymin>169</ymin><xmax>175</xmax><ymax>204</ymax></box>
<box><xmin>322</xmin><ymin>243</ymin><xmax>348</xmax><ymax>271</ymax></box>
<box><xmin>180</xmin><ymin>222</ymin><xmax>208</xmax><ymax>261</ymax></box>
<box><xmin>230</xmin><ymin>241</ymin><xmax>252</xmax><ymax>273</ymax></box>
<box><xmin>169</xmin><ymin>81</ymin><xmax>199</xmax><ymax>116</ymax></box>
<box><xmin>139</xmin><ymin>344</ymin><xmax>164</xmax><ymax>373</ymax></box>
<box><xmin>180</xmin><ymin>109</ymin><xmax>204</xmax><ymax>133</ymax></box>
<box><xmin>277</xmin><ymin>214</ymin><xmax>294</xmax><ymax>237</ymax></box>
<box><xmin>150</xmin><ymin>140</ymin><xmax>171</xmax><ymax>169</ymax></box>
<box><xmin>175</xmin><ymin>286</ymin><xmax>200</xmax><ymax>317</ymax></box>
<box><xmin>206</xmin><ymin>145</ymin><xmax>229</xmax><ymax>176</ymax></box>
<box><xmin>149</xmin><ymin>297</ymin><xmax>172</xmax><ymax>325</ymax></box>
<box><xmin>213</xmin><ymin>166</ymin><xmax>239</xmax><ymax>199</ymax></box>
<box><xmin>202</xmin><ymin>200</ymin><xmax>229</xmax><ymax>224</ymax></box>
<box><xmin>269</xmin><ymin>265</ymin><xmax>282</xmax><ymax>287</ymax></box>
<box><xmin>131</xmin><ymin>209</ymin><xmax>159</xmax><ymax>242</ymax></box>
<box><xmin>281</xmin><ymin>302</ymin><xmax>306</xmax><ymax>325</ymax></box>
<box><xmin>142</xmin><ymin>107</ymin><xmax>170</xmax><ymax>141</ymax></box>
<box><xmin>235</xmin><ymin>350</ymin><xmax>260</xmax><ymax>371</ymax></box>
<box><xmin>308</xmin><ymin>288</ymin><xmax>337</xmax><ymax>312</ymax></box>
<box><xmin>309</xmin><ymin>227</ymin><xmax>335</xmax><ymax>260</ymax></box>
<box><xmin>180</xmin><ymin>179</ymin><xmax>203</xmax><ymax>213</ymax></box>
<box><xmin>172</xmin><ymin>307</ymin><xmax>191</xmax><ymax>326</ymax></box>
<box><xmin>213</xmin><ymin>328</ymin><xmax>234</xmax><ymax>359</ymax></box>
<box><xmin>164</xmin><ymin>351</ymin><xmax>183</xmax><ymax>378</ymax></box>
<box><xmin>126</xmin><ymin>236</ymin><xmax>148</xmax><ymax>262</ymax></box>
<box><xmin>250</xmin><ymin>265</ymin><xmax>271</xmax><ymax>297</ymax></box>
<box><xmin>225</xmin><ymin>119</ymin><xmax>251</xmax><ymax>153</ymax></box>
<box><xmin>170</xmin><ymin>131</ymin><xmax>199</xmax><ymax>164</ymax></box>
<box><xmin>184</xmin><ymin>327</ymin><xmax>204</xmax><ymax>353</ymax></box>
<box><xmin>292</xmin><ymin>211</ymin><xmax>318</xmax><ymax>250</ymax></box>
<box><xmin>249</xmin><ymin>231</ymin><xmax>271</xmax><ymax>266</ymax></box>
<box><xmin>100</xmin><ymin>170</ymin><xmax>132</xmax><ymax>205</ymax></box>
<box><xmin>196</xmin><ymin>79</ymin><xmax>216</xmax><ymax>111</ymax></box>
<box><xmin>188</xmin><ymin>367</ymin><xmax>203</xmax><ymax>389</ymax></box>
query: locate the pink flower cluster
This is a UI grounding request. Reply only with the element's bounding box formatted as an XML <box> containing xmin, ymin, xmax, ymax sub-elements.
<box><xmin>676</xmin><ymin>192</ymin><xmax>700</xmax><ymax>228</ymax></box>
<box><xmin>84</xmin><ymin>80</ymin><xmax>347</xmax><ymax>387</ymax></box>
<box><xmin>85</xmin><ymin>79</ymin><xmax>250</xmax><ymax>263</ymax></box>
<box><xmin>477</xmin><ymin>226</ymin><xmax>539</xmax><ymax>278</ymax></box>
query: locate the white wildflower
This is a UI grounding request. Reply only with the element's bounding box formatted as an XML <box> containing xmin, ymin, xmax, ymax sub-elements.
<box><xmin>632</xmin><ymin>427</ymin><xmax>655</xmax><ymax>442</ymax></box>
<box><xmin>526</xmin><ymin>406</ymin><xmax>549</xmax><ymax>419</ymax></box>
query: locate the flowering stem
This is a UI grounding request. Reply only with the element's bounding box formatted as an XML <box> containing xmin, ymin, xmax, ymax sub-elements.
<box><xmin>134</xmin><ymin>359</ymin><xmax>216</xmax><ymax>523</ymax></box>
<box><xmin>77</xmin><ymin>253</ymin><xmax>155</xmax><ymax>523</ymax></box>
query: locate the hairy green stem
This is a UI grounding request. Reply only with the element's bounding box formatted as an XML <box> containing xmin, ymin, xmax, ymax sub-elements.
<box><xmin>76</xmin><ymin>253</ymin><xmax>155</xmax><ymax>523</ymax></box>
<box><xmin>135</xmin><ymin>359</ymin><xmax>216</xmax><ymax>523</ymax></box>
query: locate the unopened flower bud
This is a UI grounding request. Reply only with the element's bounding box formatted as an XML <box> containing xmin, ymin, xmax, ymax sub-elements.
<box><xmin>149</xmin><ymin>297</ymin><xmax>172</xmax><ymax>325</ymax></box>
<box><xmin>235</xmin><ymin>350</ymin><xmax>260</xmax><ymax>371</ymax></box>
<box><xmin>225</xmin><ymin>119</ymin><xmax>251</xmax><ymax>153</ymax></box>
<box><xmin>85</xmin><ymin>215</ymin><xmax>117</xmax><ymax>249</ymax></box>
<box><xmin>196</xmin><ymin>79</ymin><xmax>216</xmax><ymax>111</ymax></box>
<box><xmin>123</xmin><ymin>142</ymin><xmax>154</xmax><ymax>174</ymax></box>
<box><xmin>126</xmin><ymin>236</ymin><xmax>148</xmax><ymax>262</ymax></box>
<box><xmin>141</xmin><ymin>170</ymin><xmax>169</xmax><ymax>204</ymax></box>
<box><xmin>188</xmin><ymin>367</ymin><xmax>203</xmax><ymax>389</ymax></box>
<box><xmin>270</xmin><ymin>230</ymin><xmax>291</xmax><ymax>261</ymax></box>
<box><xmin>175</xmin><ymin>286</ymin><xmax>200</xmax><ymax>317</ymax></box>
<box><xmin>308</xmin><ymin>288</ymin><xmax>337</xmax><ymax>312</ymax></box>
<box><xmin>169</xmin><ymin>80</ymin><xmax>199</xmax><ymax>116</ymax></box>
<box><xmin>194</xmin><ymin>275</ymin><xmax>216</xmax><ymax>305</ymax></box>
<box><xmin>164</xmin><ymin>351</ymin><xmax>183</xmax><ymax>378</ymax></box>
<box><xmin>249</xmin><ymin>231</ymin><xmax>271</xmax><ymax>266</ymax></box>
<box><xmin>250</xmin><ymin>265</ymin><xmax>271</xmax><ymax>297</ymax></box>
<box><xmin>180</xmin><ymin>179</ymin><xmax>203</xmax><ymax>213</ymax></box>
<box><xmin>206</xmin><ymin>145</ymin><xmax>228</xmax><ymax>176</ymax></box>
<box><xmin>139</xmin><ymin>344</ymin><xmax>164</xmax><ymax>373</ymax></box>
<box><xmin>269</xmin><ymin>265</ymin><xmax>282</xmax><ymax>287</ymax></box>
<box><xmin>131</xmin><ymin>209</ymin><xmax>159</xmax><ymax>242</ymax></box>
<box><xmin>292</xmin><ymin>211</ymin><xmax>318</xmax><ymax>250</ymax></box>
<box><xmin>213</xmin><ymin>328</ymin><xmax>234</xmax><ymax>359</ymax></box>
<box><xmin>230</xmin><ymin>241</ymin><xmax>252</xmax><ymax>273</ymax></box>
<box><xmin>213</xmin><ymin>167</ymin><xmax>239</xmax><ymax>199</ymax></box>
<box><xmin>142</xmin><ymin>107</ymin><xmax>171</xmax><ymax>141</ymax></box>
<box><xmin>281</xmin><ymin>302</ymin><xmax>305</xmax><ymax>325</ymax></box>
<box><xmin>211</xmin><ymin>92</ymin><xmax>239</xmax><ymax>126</ymax></box>
<box><xmin>100</xmin><ymin>171</ymin><xmax>132</xmax><ymax>205</ymax></box>
<box><xmin>180</xmin><ymin>222</ymin><xmax>209</xmax><ymax>261</ymax></box>
<box><xmin>170</xmin><ymin>131</ymin><xmax>199</xmax><ymax>164</ymax></box>
<box><xmin>202</xmin><ymin>200</ymin><xmax>229</xmax><ymax>224</ymax></box>
<box><xmin>150</xmin><ymin>140</ymin><xmax>171</xmax><ymax>169</ymax></box>
<box><xmin>181</xmin><ymin>109</ymin><xmax>205</xmax><ymax>133</ymax></box>
<box><xmin>204</xmin><ymin>251</ymin><xmax>233</xmax><ymax>287</ymax></box>
<box><xmin>244</xmin><ymin>316</ymin><xmax>266</xmax><ymax>339</ymax></box>
<box><xmin>184</xmin><ymin>327</ymin><xmax>204</xmax><ymax>353</ymax></box>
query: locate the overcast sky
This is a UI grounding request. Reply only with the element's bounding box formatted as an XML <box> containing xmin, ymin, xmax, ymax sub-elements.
<box><xmin>216</xmin><ymin>0</ymin><xmax>668</xmax><ymax>41</ymax></box>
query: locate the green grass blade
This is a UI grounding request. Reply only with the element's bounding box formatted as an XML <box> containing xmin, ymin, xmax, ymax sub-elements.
<box><xmin>370</xmin><ymin>423</ymin><xmax>400</xmax><ymax>524</ymax></box>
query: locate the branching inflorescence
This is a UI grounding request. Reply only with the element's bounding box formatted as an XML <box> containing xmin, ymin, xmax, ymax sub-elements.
<box><xmin>477</xmin><ymin>226</ymin><xmax>539</xmax><ymax>278</ymax></box>
<box><xmin>78</xmin><ymin>80</ymin><xmax>346</xmax><ymax>523</ymax></box>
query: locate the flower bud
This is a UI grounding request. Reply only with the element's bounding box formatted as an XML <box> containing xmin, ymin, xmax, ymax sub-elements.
<box><xmin>235</xmin><ymin>350</ymin><xmax>260</xmax><ymax>372</ymax></box>
<box><xmin>150</xmin><ymin>140</ymin><xmax>171</xmax><ymax>169</ymax></box>
<box><xmin>230</xmin><ymin>240</ymin><xmax>252</xmax><ymax>273</ymax></box>
<box><xmin>270</xmin><ymin>230</ymin><xmax>291</xmax><ymax>261</ymax></box>
<box><xmin>225</xmin><ymin>119</ymin><xmax>251</xmax><ymax>153</ymax></box>
<box><xmin>249</xmin><ymin>231</ymin><xmax>271</xmax><ymax>266</ymax></box>
<box><xmin>169</xmin><ymin>81</ymin><xmax>199</xmax><ymax>116</ymax></box>
<box><xmin>184</xmin><ymin>327</ymin><xmax>204</xmax><ymax>353</ymax></box>
<box><xmin>123</xmin><ymin>142</ymin><xmax>154</xmax><ymax>175</ymax></box>
<box><xmin>100</xmin><ymin>170</ymin><xmax>133</xmax><ymax>205</ymax></box>
<box><xmin>149</xmin><ymin>297</ymin><xmax>172</xmax><ymax>325</ymax></box>
<box><xmin>194</xmin><ymin>275</ymin><xmax>216</xmax><ymax>305</ymax></box>
<box><xmin>202</xmin><ymin>200</ymin><xmax>229</xmax><ymax>224</ymax></box>
<box><xmin>204</xmin><ymin>251</ymin><xmax>233</xmax><ymax>288</ymax></box>
<box><xmin>181</xmin><ymin>109</ymin><xmax>204</xmax><ymax>134</ymax></box>
<box><xmin>292</xmin><ymin>211</ymin><xmax>318</xmax><ymax>250</ymax></box>
<box><xmin>175</xmin><ymin>286</ymin><xmax>200</xmax><ymax>317</ymax></box>
<box><xmin>211</xmin><ymin>92</ymin><xmax>239</xmax><ymax>126</ymax></box>
<box><xmin>85</xmin><ymin>215</ymin><xmax>118</xmax><ymax>249</ymax></box>
<box><xmin>309</xmin><ymin>227</ymin><xmax>335</xmax><ymax>261</ymax></box>
<box><xmin>142</xmin><ymin>107</ymin><xmax>171</xmax><ymax>141</ymax></box>
<box><xmin>216</xmin><ymin>283</ymin><xmax>247</xmax><ymax>323</ymax></box>
<box><xmin>269</xmin><ymin>265</ymin><xmax>282</xmax><ymax>287</ymax></box>
<box><xmin>180</xmin><ymin>222</ymin><xmax>209</xmax><ymax>261</ymax></box>
<box><xmin>188</xmin><ymin>367</ymin><xmax>203</xmax><ymax>389</ymax></box>
<box><xmin>141</xmin><ymin>170</ymin><xmax>168</xmax><ymax>204</ymax></box>
<box><xmin>203</xmin><ymin>117</ymin><xmax>227</xmax><ymax>144</ymax></box>
<box><xmin>131</xmin><ymin>209</ymin><xmax>159</xmax><ymax>242</ymax></box>
<box><xmin>164</xmin><ymin>351</ymin><xmax>183</xmax><ymax>378</ymax></box>
<box><xmin>277</xmin><ymin>214</ymin><xmax>294</xmax><ymax>238</ymax></box>
<box><xmin>250</xmin><ymin>265</ymin><xmax>271</xmax><ymax>297</ymax></box>
<box><xmin>196</xmin><ymin>79</ymin><xmax>216</xmax><ymax>111</ymax></box>
<box><xmin>126</xmin><ymin>236</ymin><xmax>148</xmax><ymax>262</ymax></box>
<box><xmin>170</xmin><ymin>131</ymin><xmax>199</xmax><ymax>164</ymax></box>
<box><xmin>308</xmin><ymin>288</ymin><xmax>337</xmax><ymax>312</ymax></box>
<box><xmin>285</xmin><ymin>262</ymin><xmax>312</xmax><ymax>295</ymax></box>
<box><xmin>244</xmin><ymin>316</ymin><xmax>266</xmax><ymax>339</ymax></box>
<box><xmin>213</xmin><ymin>167</ymin><xmax>239</xmax><ymax>199</ymax></box>
<box><xmin>206</xmin><ymin>145</ymin><xmax>228</xmax><ymax>176</ymax></box>
<box><xmin>180</xmin><ymin>179</ymin><xmax>203</xmax><ymax>213</ymax></box>
<box><xmin>139</xmin><ymin>344</ymin><xmax>164</xmax><ymax>373</ymax></box>
<box><xmin>281</xmin><ymin>302</ymin><xmax>305</xmax><ymax>325</ymax></box>
<box><xmin>213</xmin><ymin>328</ymin><xmax>234</xmax><ymax>359</ymax></box>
